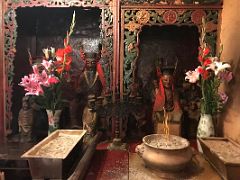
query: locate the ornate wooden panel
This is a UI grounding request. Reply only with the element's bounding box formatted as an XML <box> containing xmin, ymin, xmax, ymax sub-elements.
<box><xmin>3</xmin><ymin>0</ymin><xmax>114</xmax><ymax>133</ymax></box>
<box><xmin>0</xmin><ymin>1</ymin><xmax>4</xmax><ymax>136</ymax></box>
<box><xmin>5</xmin><ymin>0</ymin><xmax>111</xmax><ymax>8</ymax></box>
<box><xmin>120</xmin><ymin>6</ymin><xmax>221</xmax><ymax>95</ymax></box>
<box><xmin>121</xmin><ymin>0</ymin><xmax>222</xmax><ymax>6</ymax></box>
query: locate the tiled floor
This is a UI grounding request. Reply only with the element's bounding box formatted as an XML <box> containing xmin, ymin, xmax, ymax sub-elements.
<box><xmin>0</xmin><ymin>138</ymin><xmax>220</xmax><ymax>180</ymax></box>
<box><xmin>85</xmin><ymin>150</ymin><xmax>129</xmax><ymax>180</ymax></box>
<box><xmin>84</xmin><ymin>140</ymin><xmax>221</xmax><ymax>180</ymax></box>
<box><xmin>84</xmin><ymin>141</ymin><xmax>136</xmax><ymax>180</ymax></box>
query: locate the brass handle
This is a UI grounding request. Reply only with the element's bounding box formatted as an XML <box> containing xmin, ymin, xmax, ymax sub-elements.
<box><xmin>135</xmin><ymin>143</ymin><xmax>145</xmax><ymax>158</ymax></box>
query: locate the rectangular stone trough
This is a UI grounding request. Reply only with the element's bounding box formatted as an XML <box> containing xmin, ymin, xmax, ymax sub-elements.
<box><xmin>21</xmin><ymin>129</ymin><xmax>86</xmax><ymax>179</ymax></box>
<box><xmin>199</xmin><ymin>137</ymin><xmax>240</xmax><ymax>180</ymax></box>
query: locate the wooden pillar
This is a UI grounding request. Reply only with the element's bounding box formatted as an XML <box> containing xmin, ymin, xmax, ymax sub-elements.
<box><xmin>112</xmin><ymin>0</ymin><xmax>120</xmax><ymax>101</ymax></box>
<box><xmin>120</xmin><ymin>6</ymin><xmax>124</xmax><ymax>101</ymax></box>
<box><xmin>0</xmin><ymin>1</ymin><xmax>5</xmax><ymax>137</ymax></box>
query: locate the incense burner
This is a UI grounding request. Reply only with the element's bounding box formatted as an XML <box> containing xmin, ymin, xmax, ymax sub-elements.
<box><xmin>135</xmin><ymin>134</ymin><xmax>193</xmax><ymax>171</ymax></box>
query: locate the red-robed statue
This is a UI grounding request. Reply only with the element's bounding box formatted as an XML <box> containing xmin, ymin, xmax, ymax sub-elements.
<box><xmin>152</xmin><ymin>58</ymin><xmax>182</xmax><ymax>135</ymax></box>
<box><xmin>69</xmin><ymin>38</ymin><xmax>106</xmax><ymax>130</ymax></box>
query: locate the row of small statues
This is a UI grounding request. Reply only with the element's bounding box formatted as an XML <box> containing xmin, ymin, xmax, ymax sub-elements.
<box><xmin>17</xmin><ymin>72</ymin><xmax>200</xmax><ymax>142</ymax></box>
<box><xmin>17</xmin><ymin>39</ymin><xmax>201</xmax><ymax>142</ymax></box>
<box><xmin>17</xmin><ymin>70</ymin><xmax>200</xmax><ymax>142</ymax></box>
<box><xmin>17</xmin><ymin>68</ymin><xmax>200</xmax><ymax>143</ymax></box>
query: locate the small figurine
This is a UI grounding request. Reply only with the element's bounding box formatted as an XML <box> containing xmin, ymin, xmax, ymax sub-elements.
<box><xmin>82</xmin><ymin>95</ymin><xmax>97</xmax><ymax>137</ymax></box>
<box><xmin>18</xmin><ymin>96</ymin><xmax>34</xmax><ymax>142</ymax></box>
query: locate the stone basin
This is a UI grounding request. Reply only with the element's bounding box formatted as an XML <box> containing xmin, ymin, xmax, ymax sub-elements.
<box><xmin>21</xmin><ymin>129</ymin><xmax>86</xmax><ymax>179</ymax></box>
<box><xmin>135</xmin><ymin>134</ymin><xmax>193</xmax><ymax>171</ymax></box>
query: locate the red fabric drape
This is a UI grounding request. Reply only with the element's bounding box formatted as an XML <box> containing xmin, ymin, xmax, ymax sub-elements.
<box><xmin>153</xmin><ymin>79</ymin><xmax>165</xmax><ymax>112</ymax></box>
<box><xmin>96</xmin><ymin>62</ymin><xmax>106</xmax><ymax>90</ymax></box>
<box><xmin>153</xmin><ymin>77</ymin><xmax>174</xmax><ymax>112</ymax></box>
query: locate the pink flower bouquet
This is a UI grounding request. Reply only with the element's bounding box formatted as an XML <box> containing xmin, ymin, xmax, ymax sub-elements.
<box><xmin>19</xmin><ymin>12</ymin><xmax>76</xmax><ymax>113</ymax></box>
<box><xmin>185</xmin><ymin>18</ymin><xmax>232</xmax><ymax>115</ymax></box>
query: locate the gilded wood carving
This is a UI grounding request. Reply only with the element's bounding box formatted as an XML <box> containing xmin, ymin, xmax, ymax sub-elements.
<box><xmin>121</xmin><ymin>8</ymin><xmax>220</xmax><ymax>93</ymax></box>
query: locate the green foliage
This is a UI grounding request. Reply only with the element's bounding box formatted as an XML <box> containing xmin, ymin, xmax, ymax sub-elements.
<box><xmin>34</xmin><ymin>83</ymin><xmax>68</xmax><ymax>112</ymax></box>
<box><xmin>201</xmin><ymin>74</ymin><xmax>220</xmax><ymax>114</ymax></box>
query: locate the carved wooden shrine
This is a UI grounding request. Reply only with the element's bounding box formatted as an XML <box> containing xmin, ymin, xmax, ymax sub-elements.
<box><xmin>0</xmin><ymin>0</ymin><xmax>222</xmax><ymax>139</ymax></box>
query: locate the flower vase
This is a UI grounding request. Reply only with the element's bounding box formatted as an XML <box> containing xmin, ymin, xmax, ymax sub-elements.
<box><xmin>46</xmin><ymin>109</ymin><xmax>62</xmax><ymax>135</ymax></box>
<box><xmin>197</xmin><ymin>113</ymin><xmax>215</xmax><ymax>152</ymax></box>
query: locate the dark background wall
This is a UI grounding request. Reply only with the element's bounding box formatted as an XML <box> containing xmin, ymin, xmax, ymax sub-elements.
<box><xmin>12</xmin><ymin>7</ymin><xmax>101</xmax><ymax>134</ymax></box>
<box><xmin>137</xmin><ymin>25</ymin><xmax>200</xmax><ymax>103</ymax></box>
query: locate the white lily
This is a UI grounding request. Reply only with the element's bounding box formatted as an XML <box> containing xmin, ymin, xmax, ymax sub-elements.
<box><xmin>207</xmin><ymin>61</ymin><xmax>231</xmax><ymax>75</ymax></box>
<box><xmin>50</xmin><ymin>47</ymin><xmax>55</xmax><ymax>56</ymax></box>
<box><xmin>42</xmin><ymin>48</ymin><xmax>49</xmax><ymax>60</ymax></box>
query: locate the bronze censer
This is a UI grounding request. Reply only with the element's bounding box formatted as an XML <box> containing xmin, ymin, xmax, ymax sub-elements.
<box><xmin>135</xmin><ymin>134</ymin><xmax>193</xmax><ymax>171</ymax></box>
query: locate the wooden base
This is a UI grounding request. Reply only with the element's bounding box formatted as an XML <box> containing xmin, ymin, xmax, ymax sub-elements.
<box><xmin>107</xmin><ymin>138</ymin><xmax>128</xmax><ymax>151</ymax></box>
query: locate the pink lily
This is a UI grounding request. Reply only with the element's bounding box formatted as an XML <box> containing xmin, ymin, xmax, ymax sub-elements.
<box><xmin>41</xmin><ymin>60</ymin><xmax>53</xmax><ymax>70</ymax></box>
<box><xmin>32</xmin><ymin>65</ymin><xmax>39</xmax><ymax>75</ymax></box>
<box><xmin>185</xmin><ymin>69</ymin><xmax>200</xmax><ymax>83</ymax></box>
<box><xmin>219</xmin><ymin>92</ymin><xmax>228</xmax><ymax>104</ymax></box>
<box><xmin>219</xmin><ymin>71</ymin><xmax>233</xmax><ymax>82</ymax></box>
<box><xmin>19</xmin><ymin>75</ymin><xmax>44</xmax><ymax>96</ymax></box>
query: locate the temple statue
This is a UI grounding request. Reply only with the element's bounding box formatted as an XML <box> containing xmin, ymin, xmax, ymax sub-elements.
<box><xmin>82</xmin><ymin>95</ymin><xmax>97</xmax><ymax>136</ymax></box>
<box><xmin>152</xmin><ymin>58</ymin><xmax>182</xmax><ymax>135</ymax></box>
<box><xmin>69</xmin><ymin>38</ymin><xmax>106</xmax><ymax>128</ymax></box>
<box><xmin>18</xmin><ymin>96</ymin><xmax>34</xmax><ymax>142</ymax></box>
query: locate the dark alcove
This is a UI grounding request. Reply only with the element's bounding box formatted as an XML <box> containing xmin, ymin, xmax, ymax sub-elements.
<box><xmin>136</xmin><ymin>25</ymin><xmax>201</xmax><ymax>138</ymax></box>
<box><xmin>12</xmin><ymin>7</ymin><xmax>101</xmax><ymax>137</ymax></box>
<box><xmin>137</xmin><ymin>25</ymin><xmax>199</xmax><ymax>93</ymax></box>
